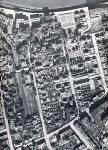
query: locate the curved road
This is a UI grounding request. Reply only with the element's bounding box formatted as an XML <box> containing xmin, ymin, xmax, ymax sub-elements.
<box><xmin>0</xmin><ymin>0</ymin><xmax>86</xmax><ymax>9</ymax></box>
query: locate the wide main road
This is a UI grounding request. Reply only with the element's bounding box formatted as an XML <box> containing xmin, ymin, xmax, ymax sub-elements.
<box><xmin>0</xmin><ymin>0</ymin><xmax>106</xmax><ymax>9</ymax></box>
<box><xmin>0</xmin><ymin>0</ymin><xmax>86</xmax><ymax>9</ymax></box>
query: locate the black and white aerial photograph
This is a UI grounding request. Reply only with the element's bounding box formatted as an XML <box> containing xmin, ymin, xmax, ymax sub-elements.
<box><xmin>0</xmin><ymin>0</ymin><xmax>108</xmax><ymax>149</ymax></box>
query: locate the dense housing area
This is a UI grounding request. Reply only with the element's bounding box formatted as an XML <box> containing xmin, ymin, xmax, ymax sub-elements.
<box><xmin>0</xmin><ymin>3</ymin><xmax>108</xmax><ymax>150</ymax></box>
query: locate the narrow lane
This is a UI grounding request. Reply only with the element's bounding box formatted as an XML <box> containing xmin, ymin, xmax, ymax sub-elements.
<box><xmin>48</xmin><ymin>117</ymin><xmax>78</xmax><ymax>137</ymax></box>
<box><xmin>62</xmin><ymin>40</ymin><xmax>80</xmax><ymax>116</ymax></box>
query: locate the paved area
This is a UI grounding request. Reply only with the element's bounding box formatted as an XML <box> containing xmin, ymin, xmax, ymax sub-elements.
<box><xmin>0</xmin><ymin>0</ymin><xmax>87</xmax><ymax>9</ymax></box>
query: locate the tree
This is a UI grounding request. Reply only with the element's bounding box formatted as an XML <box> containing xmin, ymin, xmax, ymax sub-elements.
<box><xmin>80</xmin><ymin>9</ymin><xmax>85</xmax><ymax>13</ymax></box>
<box><xmin>3</xmin><ymin>26</ymin><xmax>8</xmax><ymax>33</ymax></box>
<box><xmin>26</xmin><ymin>114</ymin><xmax>31</xmax><ymax>120</ymax></box>
<box><xmin>75</xmin><ymin>10</ymin><xmax>79</xmax><ymax>14</ymax></box>
<box><xmin>76</xmin><ymin>23</ymin><xmax>82</xmax><ymax>29</ymax></box>
<box><xmin>62</xmin><ymin>29</ymin><xmax>67</xmax><ymax>38</ymax></box>
<box><xmin>43</xmin><ymin>7</ymin><xmax>49</xmax><ymax>16</ymax></box>
<box><xmin>102</xmin><ymin>39</ymin><xmax>107</xmax><ymax>45</ymax></box>
<box><xmin>68</xmin><ymin>28</ymin><xmax>72</xmax><ymax>36</ymax></box>
<box><xmin>74</xmin><ymin>28</ymin><xmax>79</xmax><ymax>37</ymax></box>
<box><xmin>54</xmin><ymin>16</ymin><xmax>58</xmax><ymax>22</ymax></box>
<box><xmin>43</xmin><ymin>145</ymin><xmax>49</xmax><ymax>150</ymax></box>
